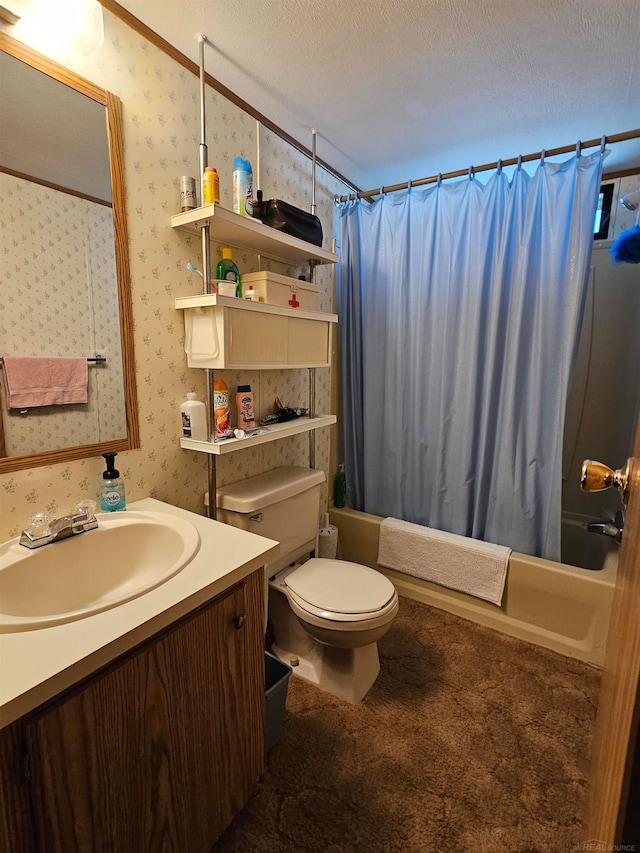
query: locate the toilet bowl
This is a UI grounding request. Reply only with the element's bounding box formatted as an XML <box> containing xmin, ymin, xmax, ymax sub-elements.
<box><xmin>216</xmin><ymin>467</ymin><xmax>399</xmax><ymax>703</ymax></box>
<box><xmin>269</xmin><ymin>560</ymin><xmax>398</xmax><ymax>704</ymax></box>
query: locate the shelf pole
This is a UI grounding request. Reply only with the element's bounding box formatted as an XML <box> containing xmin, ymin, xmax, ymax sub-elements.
<box><xmin>256</xmin><ymin>119</ymin><xmax>262</xmax><ymax>271</ymax></box>
<box><xmin>207</xmin><ymin>440</ymin><xmax>217</xmax><ymax>520</ymax></box>
<box><xmin>306</xmin><ymin>127</ymin><xmax>318</xmax><ymax>475</ymax></box>
<box><xmin>198</xmin><ymin>34</ymin><xmax>208</xmax><ymax>197</ymax></box>
<box><xmin>198</xmin><ymin>34</ymin><xmax>216</xmax><ymax>519</ymax></box>
<box><xmin>310</xmin><ymin>127</ymin><xmax>317</xmax><ymax>216</ymax></box>
<box><xmin>198</xmin><ymin>35</ymin><xmax>212</xmax><ymax>294</ymax></box>
<box><xmin>308</xmin><ymin>367</ymin><xmax>316</xmax><ymax>470</ymax></box>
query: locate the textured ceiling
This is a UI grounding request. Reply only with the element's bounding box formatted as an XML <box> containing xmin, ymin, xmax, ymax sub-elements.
<box><xmin>117</xmin><ymin>0</ymin><xmax>640</xmax><ymax>191</ymax></box>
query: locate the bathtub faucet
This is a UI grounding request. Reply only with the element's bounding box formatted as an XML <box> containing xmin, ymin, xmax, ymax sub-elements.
<box><xmin>586</xmin><ymin>510</ymin><xmax>624</xmax><ymax>545</ymax></box>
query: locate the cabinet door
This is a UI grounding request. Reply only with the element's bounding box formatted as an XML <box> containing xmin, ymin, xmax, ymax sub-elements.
<box><xmin>227</xmin><ymin>310</ymin><xmax>287</xmax><ymax>367</ymax></box>
<box><xmin>0</xmin><ymin>719</ymin><xmax>35</xmax><ymax>852</ymax></box>
<box><xmin>287</xmin><ymin>316</ymin><xmax>331</xmax><ymax>366</ymax></box>
<box><xmin>25</xmin><ymin>570</ymin><xmax>265</xmax><ymax>852</ymax></box>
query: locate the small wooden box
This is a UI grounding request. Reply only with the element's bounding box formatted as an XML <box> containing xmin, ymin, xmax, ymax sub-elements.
<box><xmin>240</xmin><ymin>271</ymin><xmax>319</xmax><ymax>310</ymax></box>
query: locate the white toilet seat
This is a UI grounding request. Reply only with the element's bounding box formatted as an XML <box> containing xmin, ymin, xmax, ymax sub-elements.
<box><xmin>284</xmin><ymin>558</ymin><xmax>398</xmax><ymax>624</ymax></box>
<box><xmin>287</xmin><ymin>591</ymin><xmax>399</xmax><ymax>633</ymax></box>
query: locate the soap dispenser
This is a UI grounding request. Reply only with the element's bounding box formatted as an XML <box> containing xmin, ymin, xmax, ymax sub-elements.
<box><xmin>98</xmin><ymin>452</ymin><xmax>126</xmax><ymax>512</ymax></box>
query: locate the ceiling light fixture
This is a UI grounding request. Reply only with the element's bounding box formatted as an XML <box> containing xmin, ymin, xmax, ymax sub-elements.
<box><xmin>12</xmin><ymin>0</ymin><xmax>104</xmax><ymax>57</ymax></box>
<box><xmin>0</xmin><ymin>1</ymin><xmax>28</xmax><ymax>24</ymax></box>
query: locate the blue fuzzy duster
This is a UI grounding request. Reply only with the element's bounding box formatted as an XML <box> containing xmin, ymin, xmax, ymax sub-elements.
<box><xmin>610</xmin><ymin>224</ymin><xmax>640</xmax><ymax>264</ymax></box>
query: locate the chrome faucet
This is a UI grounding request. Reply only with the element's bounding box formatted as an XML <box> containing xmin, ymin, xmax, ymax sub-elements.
<box><xmin>19</xmin><ymin>501</ymin><xmax>98</xmax><ymax>549</ymax></box>
<box><xmin>586</xmin><ymin>510</ymin><xmax>624</xmax><ymax>545</ymax></box>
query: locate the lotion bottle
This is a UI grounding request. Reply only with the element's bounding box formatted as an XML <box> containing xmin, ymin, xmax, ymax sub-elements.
<box><xmin>98</xmin><ymin>452</ymin><xmax>126</xmax><ymax>512</ymax></box>
<box><xmin>236</xmin><ymin>384</ymin><xmax>256</xmax><ymax>429</ymax></box>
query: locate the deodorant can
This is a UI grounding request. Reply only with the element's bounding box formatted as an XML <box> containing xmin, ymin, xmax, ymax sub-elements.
<box><xmin>180</xmin><ymin>176</ymin><xmax>197</xmax><ymax>211</ymax></box>
<box><xmin>232</xmin><ymin>157</ymin><xmax>253</xmax><ymax>217</ymax></box>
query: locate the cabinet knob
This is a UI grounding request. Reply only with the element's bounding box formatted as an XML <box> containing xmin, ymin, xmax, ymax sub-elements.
<box><xmin>233</xmin><ymin>613</ymin><xmax>246</xmax><ymax>630</ymax></box>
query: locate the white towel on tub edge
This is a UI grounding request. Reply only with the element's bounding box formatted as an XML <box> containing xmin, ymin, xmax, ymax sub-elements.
<box><xmin>377</xmin><ymin>517</ymin><xmax>511</xmax><ymax>606</ymax></box>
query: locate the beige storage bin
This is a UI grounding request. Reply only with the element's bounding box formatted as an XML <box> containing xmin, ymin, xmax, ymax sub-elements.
<box><xmin>240</xmin><ymin>271</ymin><xmax>319</xmax><ymax>310</ymax></box>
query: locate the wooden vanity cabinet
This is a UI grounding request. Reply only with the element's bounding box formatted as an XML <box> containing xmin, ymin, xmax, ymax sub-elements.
<box><xmin>0</xmin><ymin>568</ymin><xmax>265</xmax><ymax>852</ymax></box>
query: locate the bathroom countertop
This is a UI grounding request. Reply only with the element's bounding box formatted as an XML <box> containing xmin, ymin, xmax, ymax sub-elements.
<box><xmin>0</xmin><ymin>498</ymin><xmax>279</xmax><ymax>729</ymax></box>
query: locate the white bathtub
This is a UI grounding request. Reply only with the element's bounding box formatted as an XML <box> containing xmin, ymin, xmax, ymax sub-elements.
<box><xmin>329</xmin><ymin>508</ymin><xmax>617</xmax><ymax>667</ymax></box>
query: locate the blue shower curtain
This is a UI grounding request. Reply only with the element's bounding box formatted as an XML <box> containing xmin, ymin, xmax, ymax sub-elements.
<box><xmin>337</xmin><ymin>151</ymin><xmax>603</xmax><ymax>561</ymax></box>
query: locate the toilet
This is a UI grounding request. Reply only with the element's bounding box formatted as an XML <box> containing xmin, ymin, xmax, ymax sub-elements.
<box><xmin>216</xmin><ymin>467</ymin><xmax>399</xmax><ymax>703</ymax></box>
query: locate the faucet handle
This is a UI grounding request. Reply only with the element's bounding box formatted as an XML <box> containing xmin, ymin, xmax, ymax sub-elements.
<box><xmin>27</xmin><ymin>512</ymin><xmax>51</xmax><ymax>538</ymax></box>
<box><xmin>75</xmin><ymin>500</ymin><xmax>96</xmax><ymax>521</ymax></box>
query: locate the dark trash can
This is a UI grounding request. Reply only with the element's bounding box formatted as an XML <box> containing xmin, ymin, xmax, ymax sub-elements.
<box><xmin>265</xmin><ymin>651</ymin><xmax>292</xmax><ymax>753</ymax></box>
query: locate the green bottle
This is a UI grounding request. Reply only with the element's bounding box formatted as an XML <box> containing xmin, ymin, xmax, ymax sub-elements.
<box><xmin>215</xmin><ymin>247</ymin><xmax>241</xmax><ymax>296</ymax></box>
<box><xmin>334</xmin><ymin>464</ymin><xmax>346</xmax><ymax>508</ymax></box>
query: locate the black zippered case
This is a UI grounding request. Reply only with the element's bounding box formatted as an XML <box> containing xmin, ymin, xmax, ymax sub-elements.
<box><xmin>252</xmin><ymin>190</ymin><xmax>323</xmax><ymax>247</ymax></box>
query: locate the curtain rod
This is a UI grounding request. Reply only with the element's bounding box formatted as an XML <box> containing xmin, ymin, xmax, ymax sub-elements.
<box><xmin>337</xmin><ymin>128</ymin><xmax>640</xmax><ymax>203</ymax></box>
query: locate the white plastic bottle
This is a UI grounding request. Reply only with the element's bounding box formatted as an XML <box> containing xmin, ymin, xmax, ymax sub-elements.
<box><xmin>181</xmin><ymin>392</ymin><xmax>207</xmax><ymax>440</ymax></box>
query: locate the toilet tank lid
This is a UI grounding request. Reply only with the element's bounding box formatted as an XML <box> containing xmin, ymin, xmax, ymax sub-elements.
<box><xmin>216</xmin><ymin>466</ymin><xmax>326</xmax><ymax>513</ymax></box>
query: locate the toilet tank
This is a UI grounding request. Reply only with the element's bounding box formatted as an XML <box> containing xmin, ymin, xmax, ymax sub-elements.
<box><xmin>216</xmin><ymin>467</ymin><xmax>326</xmax><ymax>574</ymax></box>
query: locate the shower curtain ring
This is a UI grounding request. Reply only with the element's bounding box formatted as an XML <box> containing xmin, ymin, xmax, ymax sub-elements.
<box><xmin>437</xmin><ymin>173</ymin><xmax>442</xmax><ymax>188</ymax></box>
<box><xmin>517</xmin><ymin>154</ymin><xmax>523</xmax><ymax>171</ymax></box>
<box><xmin>407</xmin><ymin>179</ymin><xmax>412</xmax><ymax>191</ymax></box>
<box><xmin>576</xmin><ymin>140</ymin><xmax>582</xmax><ymax>157</ymax></box>
<box><xmin>468</xmin><ymin>165</ymin><xmax>474</xmax><ymax>181</ymax></box>
<box><xmin>496</xmin><ymin>159</ymin><xmax>502</xmax><ymax>175</ymax></box>
<box><xmin>540</xmin><ymin>149</ymin><xmax>546</xmax><ymax>165</ymax></box>
<box><xmin>600</xmin><ymin>134</ymin><xmax>607</xmax><ymax>155</ymax></box>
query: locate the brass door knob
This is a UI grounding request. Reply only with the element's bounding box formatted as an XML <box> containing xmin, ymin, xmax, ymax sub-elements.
<box><xmin>580</xmin><ymin>459</ymin><xmax>630</xmax><ymax>505</ymax></box>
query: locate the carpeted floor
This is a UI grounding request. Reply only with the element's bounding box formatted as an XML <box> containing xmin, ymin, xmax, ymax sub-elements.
<box><xmin>212</xmin><ymin>596</ymin><xmax>601</xmax><ymax>853</ymax></box>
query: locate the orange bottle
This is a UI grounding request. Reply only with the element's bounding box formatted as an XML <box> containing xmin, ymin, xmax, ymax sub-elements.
<box><xmin>213</xmin><ymin>378</ymin><xmax>230</xmax><ymax>436</ymax></box>
<box><xmin>203</xmin><ymin>166</ymin><xmax>220</xmax><ymax>205</ymax></box>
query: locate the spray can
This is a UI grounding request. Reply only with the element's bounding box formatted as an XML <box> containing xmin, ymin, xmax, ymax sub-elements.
<box><xmin>232</xmin><ymin>157</ymin><xmax>253</xmax><ymax>217</ymax></box>
<box><xmin>179</xmin><ymin>176</ymin><xmax>197</xmax><ymax>211</ymax></box>
<box><xmin>213</xmin><ymin>378</ymin><xmax>230</xmax><ymax>436</ymax></box>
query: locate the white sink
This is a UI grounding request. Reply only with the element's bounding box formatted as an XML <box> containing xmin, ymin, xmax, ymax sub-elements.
<box><xmin>0</xmin><ymin>511</ymin><xmax>200</xmax><ymax>632</ymax></box>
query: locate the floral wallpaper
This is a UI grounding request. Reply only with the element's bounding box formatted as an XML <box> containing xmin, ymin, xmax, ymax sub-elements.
<box><xmin>86</xmin><ymin>200</ymin><xmax>126</xmax><ymax>439</ymax></box>
<box><xmin>0</xmin><ymin>174</ymin><xmax>126</xmax><ymax>456</ymax></box>
<box><xmin>0</xmin><ymin>11</ymin><xmax>348</xmax><ymax>540</ymax></box>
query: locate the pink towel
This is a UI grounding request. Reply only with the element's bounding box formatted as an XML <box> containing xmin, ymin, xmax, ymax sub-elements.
<box><xmin>2</xmin><ymin>357</ymin><xmax>88</xmax><ymax>409</ymax></box>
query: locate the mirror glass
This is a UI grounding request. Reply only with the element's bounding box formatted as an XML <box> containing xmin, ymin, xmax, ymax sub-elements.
<box><xmin>0</xmin><ymin>37</ymin><xmax>139</xmax><ymax>471</ymax></box>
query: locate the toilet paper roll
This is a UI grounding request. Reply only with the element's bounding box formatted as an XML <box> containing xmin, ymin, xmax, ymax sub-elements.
<box><xmin>318</xmin><ymin>524</ymin><xmax>339</xmax><ymax>559</ymax></box>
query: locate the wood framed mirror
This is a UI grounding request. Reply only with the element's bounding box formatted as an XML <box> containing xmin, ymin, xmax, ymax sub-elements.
<box><xmin>0</xmin><ymin>33</ymin><xmax>139</xmax><ymax>473</ymax></box>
